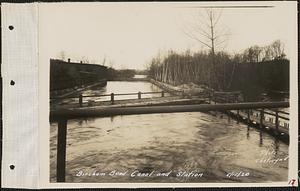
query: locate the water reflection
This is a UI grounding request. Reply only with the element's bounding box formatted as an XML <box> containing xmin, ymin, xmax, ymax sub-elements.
<box><xmin>110</xmin><ymin>116</ymin><xmax>115</xmax><ymax>122</ymax></box>
<box><xmin>247</xmin><ymin>126</ymin><xmax>250</xmax><ymax>140</ymax></box>
<box><xmin>133</xmin><ymin>75</ymin><xmax>147</xmax><ymax>79</ymax></box>
<box><xmin>274</xmin><ymin>138</ymin><xmax>279</xmax><ymax>155</ymax></box>
<box><xmin>259</xmin><ymin>130</ymin><xmax>263</xmax><ymax>147</ymax></box>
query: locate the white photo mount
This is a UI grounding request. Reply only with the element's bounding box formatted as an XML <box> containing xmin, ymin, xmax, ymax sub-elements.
<box><xmin>1</xmin><ymin>1</ymin><xmax>298</xmax><ymax>189</ymax></box>
<box><xmin>1</xmin><ymin>3</ymin><xmax>39</xmax><ymax>189</ymax></box>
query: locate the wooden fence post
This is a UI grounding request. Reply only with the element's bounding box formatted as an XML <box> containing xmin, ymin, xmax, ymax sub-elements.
<box><xmin>275</xmin><ymin>110</ymin><xmax>279</xmax><ymax>133</ymax></box>
<box><xmin>111</xmin><ymin>93</ymin><xmax>114</xmax><ymax>104</ymax></box>
<box><xmin>79</xmin><ymin>94</ymin><xmax>83</xmax><ymax>107</ymax></box>
<box><xmin>57</xmin><ymin>119</ymin><xmax>67</xmax><ymax>182</ymax></box>
<box><xmin>247</xmin><ymin>109</ymin><xmax>250</xmax><ymax>124</ymax></box>
<box><xmin>138</xmin><ymin>92</ymin><xmax>141</xmax><ymax>99</ymax></box>
<box><xmin>260</xmin><ymin>109</ymin><xmax>264</xmax><ymax>129</ymax></box>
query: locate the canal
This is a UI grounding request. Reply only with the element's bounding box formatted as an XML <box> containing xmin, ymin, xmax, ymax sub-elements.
<box><xmin>83</xmin><ymin>80</ymin><xmax>164</xmax><ymax>101</ymax></box>
<box><xmin>56</xmin><ymin>80</ymin><xmax>167</xmax><ymax>105</ymax></box>
<box><xmin>50</xmin><ymin>80</ymin><xmax>289</xmax><ymax>183</ymax></box>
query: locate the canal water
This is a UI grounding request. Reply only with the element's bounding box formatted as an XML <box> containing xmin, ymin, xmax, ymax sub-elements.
<box><xmin>57</xmin><ymin>80</ymin><xmax>165</xmax><ymax>105</ymax></box>
<box><xmin>83</xmin><ymin>81</ymin><xmax>164</xmax><ymax>102</ymax></box>
<box><xmin>50</xmin><ymin>80</ymin><xmax>289</xmax><ymax>183</ymax></box>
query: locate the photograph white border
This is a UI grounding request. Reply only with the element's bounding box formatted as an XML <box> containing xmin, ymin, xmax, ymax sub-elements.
<box><xmin>1</xmin><ymin>1</ymin><xmax>297</xmax><ymax>189</ymax></box>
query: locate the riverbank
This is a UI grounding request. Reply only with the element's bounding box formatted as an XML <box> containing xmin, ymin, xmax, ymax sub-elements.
<box><xmin>149</xmin><ymin>79</ymin><xmax>212</xmax><ymax>96</ymax></box>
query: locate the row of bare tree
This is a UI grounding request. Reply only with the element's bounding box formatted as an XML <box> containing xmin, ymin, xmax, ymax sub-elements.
<box><xmin>233</xmin><ymin>40</ymin><xmax>286</xmax><ymax>63</ymax></box>
<box><xmin>147</xmin><ymin>40</ymin><xmax>288</xmax><ymax>92</ymax></box>
<box><xmin>148</xmin><ymin>9</ymin><xmax>287</xmax><ymax>91</ymax></box>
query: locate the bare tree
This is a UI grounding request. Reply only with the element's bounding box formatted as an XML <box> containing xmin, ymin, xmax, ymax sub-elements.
<box><xmin>183</xmin><ymin>9</ymin><xmax>230</xmax><ymax>89</ymax></box>
<box><xmin>81</xmin><ymin>56</ymin><xmax>89</xmax><ymax>64</ymax></box>
<box><xmin>270</xmin><ymin>40</ymin><xmax>286</xmax><ymax>59</ymax></box>
<box><xmin>108</xmin><ymin>61</ymin><xmax>114</xmax><ymax>68</ymax></box>
<box><xmin>253</xmin><ymin>40</ymin><xmax>286</xmax><ymax>61</ymax></box>
<box><xmin>57</xmin><ymin>51</ymin><xmax>66</xmax><ymax>61</ymax></box>
<box><xmin>101</xmin><ymin>56</ymin><xmax>106</xmax><ymax>66</ymax></box>
<box><xmin>243</xmin><ymin>46</ymin><xmax>263</xmax><ymax>62</ymax></box>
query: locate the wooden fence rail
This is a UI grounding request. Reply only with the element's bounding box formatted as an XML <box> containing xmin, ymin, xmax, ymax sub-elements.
<box><xmin>253</xmin><ymin>109</ymin><xmax>289</xmax><ymax>121</ymax></box>
<box><xmin>51</xmin><ymin>91</ymin><xmax>165</xmax><ymax>99</ymax></box>
<box><xmin>51</xmin><ymin>91</ymin><xmax>168</xmax><ymax>106</ymax></box>
<box><xmin>51</xmin><ymin>91</ymin><xmax>167</xmax><ymax>106</ymax></box>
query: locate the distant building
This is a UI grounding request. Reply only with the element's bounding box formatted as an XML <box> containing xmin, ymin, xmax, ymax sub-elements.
<box><xmin>50</xmin><ymin>59</ymin><xmax>108</xmax><ymax>91</ymax></box>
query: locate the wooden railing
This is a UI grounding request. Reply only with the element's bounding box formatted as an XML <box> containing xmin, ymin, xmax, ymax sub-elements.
<box><xmin>50</xmin><ymin>88</ymin><xmax>244</xmax><ymax>107</ymax></box>
<box><xmin>233</xmin><ymin>108</ymin><xmax>289</xmax><ymax>132</ymax></box>
<box><xmin>210</xmin><ymin>91</ymin><xmax>289</xmax><ymax>133</ymax></box>
<box><xmin>51</xmin><ymin>91</ymin><xmax>167</xmax><ymax>106</ymax></box>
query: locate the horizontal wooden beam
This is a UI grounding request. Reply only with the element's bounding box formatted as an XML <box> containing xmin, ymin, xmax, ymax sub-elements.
<box><xmin>50</xmin><ymin>101</ymin><xmax>289</xmax><ymax>122</ymax></box>
<box><xmin>50</xmin><ymin>91</ymin><xmax>165</xmax><ymax>99</ymax></box>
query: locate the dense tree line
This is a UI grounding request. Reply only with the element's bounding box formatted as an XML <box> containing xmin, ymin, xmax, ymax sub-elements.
<box><xmin>147</xmin><ymin>40</ymin><xmax>289</xmax><ymax>99</ymax></box>
<box><xmin>232</xmin><ymin>40</ymin><xmax>286</xmax><ymax>63</ymax></box>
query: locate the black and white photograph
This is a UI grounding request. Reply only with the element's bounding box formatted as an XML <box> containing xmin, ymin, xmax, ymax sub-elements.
<box><xmin>42</xmin><ymin>2</ymin><xmax>296</xmax><ymax>185</ymax></box>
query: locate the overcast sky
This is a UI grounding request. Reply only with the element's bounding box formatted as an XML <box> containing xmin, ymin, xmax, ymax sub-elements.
<box><xmin>39</xmin><ymin>2</ymin><xmax>297</xmax><ymax>70</ymax></box>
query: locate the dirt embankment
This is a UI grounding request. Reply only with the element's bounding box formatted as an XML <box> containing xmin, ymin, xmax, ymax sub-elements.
<box><xmin>149</xmin><ymin>79</ymin><xmax>211</xmax><ymax>96</ymax></box>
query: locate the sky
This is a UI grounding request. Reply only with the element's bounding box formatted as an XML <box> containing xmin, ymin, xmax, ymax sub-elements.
<box><xmin>39</xmin><ymin>2</ymin><xmax>297</xmax><ymax>70</ymax></box>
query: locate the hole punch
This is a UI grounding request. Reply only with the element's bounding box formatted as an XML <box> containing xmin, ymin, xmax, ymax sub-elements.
<box><xmin>10</xmin><ymin>80</ymin><xmax>15</xmax><ymax>86</ymax></box>
<box><xmin>8</xmin><ymin>25</ymin><xmax>14</xmax><ymax>30</ymax></box>
<box><xmin>9</xmin><ymin>165</ymin><xmax>15</xmax><ymax>170</ymax></box>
